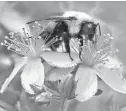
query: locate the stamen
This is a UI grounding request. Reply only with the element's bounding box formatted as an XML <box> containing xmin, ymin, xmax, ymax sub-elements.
<box><xmin>77</xmin><ymin>33</ymin><xmax>116</xmax><ymax>66</ymax></box>
<box><xmin>22</xmin><ymin>28</ymin><xmax>28</xmax><ymax>44</ymax></box>
<box><xmin>1</xmin><ymin>28</ymin><xmax>35</xmax><ymax>56</ymax></box>
<box><xmin>7</xmin><ymin>48</ymin><xmax>24</xmax><ymax>55</ymax></box>
<box><xmin>28</xmin><ymin>37</ymin><xmax>35</xmax><ymax>55</ymax></box>
<box><xmin>5</xmin><ymin>36</ymin><xmax>29</xmax><ymax>51</ymax></box>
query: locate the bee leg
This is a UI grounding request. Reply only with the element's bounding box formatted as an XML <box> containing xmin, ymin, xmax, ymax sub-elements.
<box><xmin>79</xmin><ymin>48</ymin><xmax>82</xmax><ymax>61</ymax></box>
<box><xmin>78</xmin><ymin>35</ymin><xmax>83</xmax><ymax>61</ymax></box>
<box><xmin>63</xmin><ymin>32</ymin><xmax>73</xmax><ymax>61</ymax></box>
<box><xmin>79</xmin><ymin>38</ymin><xmax>83</xmax><ymax>61</ymax></box>
<box><xmin>50</xmin><ymin>45</ymin><xmax>57</xmax><ymax>51</ymax></box>
<box><xmin>64</xmin><ymin>40</ymin><xmax>73</xmax><ymax>61</ymax></box>
<box><xmin>69</xmin><ymin>52</ymin><xmax>73</xmax><ymax>61</ymax></box>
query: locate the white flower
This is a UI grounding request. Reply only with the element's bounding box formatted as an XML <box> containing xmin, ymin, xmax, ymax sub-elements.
<box><xmin>0</xmin><ymin>21</ymin><xmax>80</xmax><ymax>94</ymax></box>
<box><xmin>0</xmin><ymin>22</ymin><xmax>45</xmax><ymax>94</ymax></box>
<box><xmin>44</xmin><ymin>34</ymin><xmax>126</xmax><ymax>102</ymax></box>
<box><xmin>0</xmin><ymin>21</ymin><xmax>67</xmax><ymax>94</ymax></box>
<box><xmin>74</xmin><ymin>34</ymin><xmax>126</xmax><ymax>102</ymax></box>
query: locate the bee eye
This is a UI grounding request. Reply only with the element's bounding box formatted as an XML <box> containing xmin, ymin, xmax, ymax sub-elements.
<box><xmin>93</xmin><ymin>26</ymin><xmax>97</xmax><ymax>32</ymax></box>
<box><xmin>82</xmin><ymin>25</ymin><xmax>89</xmax><ymax>33</ymax></box>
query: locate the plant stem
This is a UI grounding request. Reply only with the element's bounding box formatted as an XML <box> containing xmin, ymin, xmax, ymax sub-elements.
<box><xmin>60</xmin><ymin>99</ymin><xmax>80</xmax><ymax>111</ymax></box>
<box><xmin>60</xmin><ymin>99</ymin><xmax>67</xmax><ymax>111</ymax></box>
<box><xmin>65</xmin><ymin>99</ymin><xmax>79</xmax><ymax>111</ymax></box>
<box><xmin>71</xmin><ymin>63</ymin><xmax>80</xmax><ymax>75</ymax></box>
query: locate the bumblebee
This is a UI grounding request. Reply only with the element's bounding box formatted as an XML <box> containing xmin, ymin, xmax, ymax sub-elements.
<box><xmin>27</xmin><ymin>11</ymin><xmax>101</xmax><ymax>60</ymax></box>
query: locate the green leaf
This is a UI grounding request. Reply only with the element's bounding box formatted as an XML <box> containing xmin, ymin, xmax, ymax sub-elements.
<box><xmin>34</xmin><ymin>92</ymin><xmax>51</xmax><ymax>107</ymax></box>
<box><xmin>45</xmin><ymin>80</ymin><xmax>60</xmax><ymax>94</ymax></box>
<box><xmin>59</xmin><ymin>75</ymin><xmax>71</xmax><ymax>97</ymax></box>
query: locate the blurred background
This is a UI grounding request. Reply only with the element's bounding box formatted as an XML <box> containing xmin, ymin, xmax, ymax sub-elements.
<box><xmin>0</xmin><ymin>1</ymin><xmax>126</xmax><ymax>111</ymax></box>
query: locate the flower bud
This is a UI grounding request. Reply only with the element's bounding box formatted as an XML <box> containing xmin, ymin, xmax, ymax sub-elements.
<box><xmin>30</xmin><ymin>85</ymin><xmax>52</xmax><ymax>107</ymax></box>
<box><xmin>59</xmin><ymin>73</ymin><xmax>77</xmax><ymax>99</ymax></box>
<box><xmin>34</xmin><ymin>92</ymin><xmax>51</xmax><ymax>107</ymax></box>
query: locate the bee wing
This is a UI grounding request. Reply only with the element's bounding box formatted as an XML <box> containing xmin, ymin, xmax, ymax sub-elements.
<box><xmin>26</xmin><ymin>20</ymin><xmax>56</xmax><ymax>37</ymax></box>
<box><xmin>46</xmin><ymin>16</ymin><xmax>77</xmax><ymax>21</ymax></box>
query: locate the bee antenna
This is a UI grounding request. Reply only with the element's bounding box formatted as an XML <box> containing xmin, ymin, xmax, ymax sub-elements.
<box><xmin>46</xmin><ymin>16</ymin><xmax>77</xmax><ymax>21</ymax></box>
<box><xmin>98</xmin><ymin>23</ymin><xmax>101</xmax><ymax>36</ymax></box>
<box><xmin>26</xmin><ymin>20</ymin><xmax>41</xmax><ymax>24</ymax></box>
<box><xmin>26</xmin><ymin>20</ymin><xmax>36</xmax><ymax>24</ymax></box>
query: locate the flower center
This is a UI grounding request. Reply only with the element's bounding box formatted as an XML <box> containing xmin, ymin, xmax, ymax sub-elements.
<box><xmin>70</xmin><ymin>34</ymin><xmax>118</xmax><ymax>66</ymax></box>
<box><xmin>1</xmin><ymin>30</ymin><xmax>37</xmax><ymax>57</ymax></box>
<box><xmin>1</xmin><ymin>21</ymin><xmax>59</xmax><ymax>58</ymax></box>
<box><xmin>82</xmin><ymin>34</ymin><xmax>118</xmax><ymax>66</ymax></box>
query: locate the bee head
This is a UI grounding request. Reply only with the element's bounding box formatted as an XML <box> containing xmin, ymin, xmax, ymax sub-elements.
<box><xmin>80</xmin><ymin>21</ymin><xmax>101</xmax><ymax>41</ymax></box>
<box><xmin>81</xmin><ymin>21</ymin><xmax>99</xmax><ymax>34</ymax></box>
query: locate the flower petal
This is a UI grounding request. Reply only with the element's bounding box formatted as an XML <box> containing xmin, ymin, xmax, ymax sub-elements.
<box><xmin>43</xmin><ymin>61</ymin><xmax>53</xmax><ymax>75</ymax></box>
<box><xmin>21</xmin><ymin>58</ymin><xmax>44</xmax><ymax>94</ymax></box>
<box><xmin>102</xmin><ymin>56</ymin><xmax>123</xmax><ymax>72</ymax></box>
<box><xmin>45</xmin><ymin>67</ymin><xmax>74</xmax><ymax>81</ymax></box>
<box><xmin>41</xmin><ymin>51</ymin><xmax>81</xmax><ymax>68</ymax></box>
<box><xmin>75</xmin><ymin>65</ymin><xmax>98</xmax><ymax>102</ymax></box>
<box><xmin>94</xmin><ymin>60</ymin><xmax>126</xmax><ymax>94</ymax></box>
<box><xmin>0</xmin><ymin>57</ymin><xmax>27</xmax><ymax>93</ymax></box>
